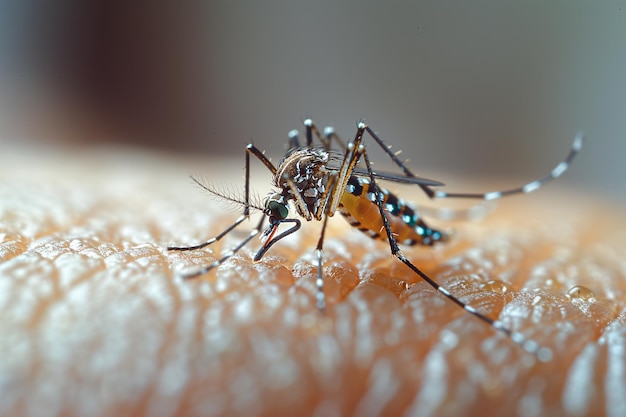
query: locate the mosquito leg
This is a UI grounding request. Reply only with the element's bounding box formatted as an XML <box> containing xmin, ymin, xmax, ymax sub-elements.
<box><xmin>169</xmin><ymin>144</ymin><xmax>254</xmax><ymax>251</ymax></box>
<box><xmin>434</xmin><ymin>132</ymin><xmax>584</xmax><ymax>200</ymax></box>
<box><xmin>246</xmin><ymin>144</ymin><xmax>278</xmax><ymax>176</ymax></box>
<box><xmin>323</xmin><ymin>126</ymin><xmax>346</xmax><ymax>151</ymax></box>
<box><xmin>302</xmin><ymin>118</ymin><xmax>331</xmax><ymax>149</ymax></box>
<box><xmin>360</xmin><ymin>146</ymin><xmax>553</xmax><ymax>361</ymax></box>
<box><xmin>167</xmin><ymin>214</ymin><xmax>250</xmax><ymax>251</ymax></box>
<box><xmin>300</xmin><ymin>119</ymin><xmax>347</xmax><ymax>151</ymax></box>
<box><xmin>312</xmin><ymin>214</ymin><xmax>332</xmax><ymax>311</ymax></box>
<box><xmin>169</xmin><ymin>143</ymin><xmax>279</xmax><ymax>279</ymax></box>
<box><xmin>285</xmin><ymin>118</ymin><xmax>349</xmax><ymax>152</ymax></box>
<box><xmin>364</xmin><ymin>125</ymin><xmax>583</xmax><ymax>201</ymax></box>
<box><xmin>363</xmin><ymin>125</ymin><xmax>436</xmax><ymax>198</ymax></box>
<box><xmin>327</xmin><ymin>124</ymin><xmax>367</xmax><ymax>215</ymax></box>
<box><xmin>304</xmin><ymin>118</ymin><xmax>315</xmax><ymax>146</ymax></box>
<box><xmin>179</xmin><ymin>215</ymin><xmax>266</xmax><ymax>280</ymax></box>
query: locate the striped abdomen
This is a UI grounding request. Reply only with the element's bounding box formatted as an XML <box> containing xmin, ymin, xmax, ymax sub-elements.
<box><xmin>338</xmin><ymin>177</ymin><xmax>448</xmax><ymax>246</ymax></box>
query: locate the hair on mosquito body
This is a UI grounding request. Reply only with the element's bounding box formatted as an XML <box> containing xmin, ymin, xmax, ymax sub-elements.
<box><xmin>168</xmin><ymin>119</ymin><xmax>584</xmax><ymax>362</ymax></box>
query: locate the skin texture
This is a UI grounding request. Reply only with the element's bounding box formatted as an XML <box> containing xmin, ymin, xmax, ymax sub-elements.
<box><xmin>1</xmin><ymin>146</ymin><xmax>625</xmax><ymax>417</ymax></box>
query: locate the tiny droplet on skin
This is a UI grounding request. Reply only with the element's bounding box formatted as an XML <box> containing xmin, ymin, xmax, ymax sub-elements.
<box><xmin>481</xmin><ymin>279</ymin><xmax>513</xmax><ymax>295</ymax></box>
<box><xmin>566</xmin><ymin>285</ymin><xmax>596</xmax><ymax>302</ymax></box>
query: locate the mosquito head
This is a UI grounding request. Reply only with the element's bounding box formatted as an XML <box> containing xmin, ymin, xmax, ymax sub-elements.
<box><xmin>264</xmin><ymin>193</ymin><xmax>289</xmax><ymax>223</ymax></box>
<box><xmin>257</xmin><ymin>192</ymin><xmax>301</xmax><ymax>261</ymax></box>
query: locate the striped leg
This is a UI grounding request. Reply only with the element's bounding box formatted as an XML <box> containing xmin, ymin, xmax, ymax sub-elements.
<box><xmin>434</xmin><ymin>132</ymin><xmax>584</xmax><ymax>200</ymax></box>
<box><xmin>364</xmin><ymin>126</ymin><xmax>584</xmax><ymax>201</ymax></box>
<box><xmin>359</xmin><ymin>135</ymin><xmax>553</xmax><ymax>361</ymax></box>
<box><xmin>312</xmin><ymin>214</ymin><xmax>332</xmax><ymax>311</ymax></box>
<box><xmin>173</xmin><ymin>215</ymin><xmax>266</xmax><ymax>280</ymax></box>
<box><xmin>168</xmin><ymin>144</ymin><xmax>277</xmax><ymax>279</ymax></box>
<box><xmin>289</xmin><ymin>119</ymin><xmax>346</xmax><ymax>151</ymax></box>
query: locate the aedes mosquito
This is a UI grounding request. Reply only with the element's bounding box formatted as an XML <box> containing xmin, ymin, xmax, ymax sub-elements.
<box><xmin>169</xmin><ymin>119</ymin><xmax>583</xmax><ymax>361</ymax></box>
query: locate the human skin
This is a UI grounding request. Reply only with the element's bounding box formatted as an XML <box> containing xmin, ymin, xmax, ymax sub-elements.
<box><xmin>0</xmin><ymin>147</ymin><xmax>624</xmax><ymax>417</ymax></box>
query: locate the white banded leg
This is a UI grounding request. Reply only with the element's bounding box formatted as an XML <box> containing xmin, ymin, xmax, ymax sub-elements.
<box><xmin>359</xmin><ymin>135</ymin><xmax>553</xmax><ymax>361</ymax></box>
<box><xmin>168</xmin><ymin>143</ymin><xmax>278</xmax><ymax>279</ymax></box>
<box><xmin>172</xmin><ymin>215</ymin><xmax>266</xmax><ymax>280</ymax></box>
<box><xmin>434</xmin><ymin>132</ymin><xmax>584</xmax><ymax>200</ymax></box>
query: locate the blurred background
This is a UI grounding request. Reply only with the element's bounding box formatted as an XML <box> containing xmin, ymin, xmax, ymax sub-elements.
<box><xmin>0</xmin><ymin>1</ymin><xmax>624</xmax><ymax>200</ymax></box>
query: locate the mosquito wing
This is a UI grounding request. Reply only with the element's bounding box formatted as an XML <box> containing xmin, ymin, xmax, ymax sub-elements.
<box><xmin>317</xmin><ymin>146</ymin><xmax>445</xmax><ymax>187</ymax></box>
<box><xmin>351</xmin><ymin>167</ymin><xmax>445</xmax><ymax>187</ymax></box>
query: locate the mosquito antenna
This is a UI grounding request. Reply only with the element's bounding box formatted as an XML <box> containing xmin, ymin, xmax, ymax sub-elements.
<box><xmin>189</xmin><ymin>175</ymin><xmax>265</xmax><ymax>212</ymax></box>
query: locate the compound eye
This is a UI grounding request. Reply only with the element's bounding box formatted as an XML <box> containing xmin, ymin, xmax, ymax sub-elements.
<box><xmin>267</xmin><ymin>200</ymin><xmax>289</xmax><ymax>220</ymax></box>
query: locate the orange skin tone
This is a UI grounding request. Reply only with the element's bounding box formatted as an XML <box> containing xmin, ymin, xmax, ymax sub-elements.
<box><xmin>1</xmin><ymin>150</ymin><xmax>624</xmax><ymax>417</ymax></box>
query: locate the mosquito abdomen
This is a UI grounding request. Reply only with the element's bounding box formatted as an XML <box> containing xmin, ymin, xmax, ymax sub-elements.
<box><xmin>338</xmin><ymin>177</ymin><xmax>449</xmax><ymax>246</ymax></box>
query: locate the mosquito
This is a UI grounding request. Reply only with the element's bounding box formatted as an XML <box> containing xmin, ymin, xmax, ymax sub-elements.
<box><xmin>168</xmin><ymin>119</ymin><xmax>583</xmax><ymax>361</ymax></box>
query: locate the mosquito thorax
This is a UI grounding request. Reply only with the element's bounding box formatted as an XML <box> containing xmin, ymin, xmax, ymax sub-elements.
<box><xmin>274</xmin><ymin>147</ymin><xmax>334</xmax><ymax>220</ymax></box>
